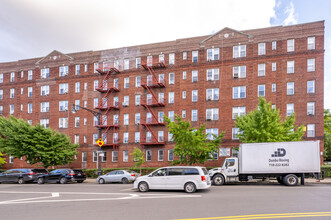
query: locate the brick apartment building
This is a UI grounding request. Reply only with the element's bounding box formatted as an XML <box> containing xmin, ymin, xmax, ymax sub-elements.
<box><xmin>0</xmin><ymin>21</ymin><xmax>325</xmax><ymax>170</ymax></box>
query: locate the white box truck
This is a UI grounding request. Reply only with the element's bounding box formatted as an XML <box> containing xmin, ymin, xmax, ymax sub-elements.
<box><xmin>208</xmin><ymin>141</ymin><xmax>323</xmax><ymax>186</ymax></box>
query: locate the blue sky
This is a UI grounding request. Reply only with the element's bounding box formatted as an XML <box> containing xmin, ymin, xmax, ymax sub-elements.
<box><xmin>0</xmin><ymin>0</ymin><xmax>330</xmax><ymax>109</ymax></box>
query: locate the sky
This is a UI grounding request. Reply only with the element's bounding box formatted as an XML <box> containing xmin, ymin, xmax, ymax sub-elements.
<box><xmin>0</xmin><ymin>0</ymin><xmax>330</xmax><ymax>109</ymax></box>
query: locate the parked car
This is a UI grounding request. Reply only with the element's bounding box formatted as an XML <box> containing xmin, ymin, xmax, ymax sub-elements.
<box><xmin>37</xmin><ymin>169</ymin><xmax>86</xmax><ymax>184</ymax></box>
<box><xmin>97</xmin><ymin>170</ymin><xmax>139</xmax><ymax>184</ymax></box>
<box><xmin>0</xmin><ymin>168</ymin><xmax>48</xmax><ymax>184</ymax></box>
<box><xmin>133</xmin><ymin>166</ymin><xmax>211</xmax><ymax>193</ymax></box>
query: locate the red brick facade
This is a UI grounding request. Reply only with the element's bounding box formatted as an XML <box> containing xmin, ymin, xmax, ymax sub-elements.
<box><xmin>0</xmin><ymin>21</ymin><xmax>325</xmax><ymax>169</ymax></box>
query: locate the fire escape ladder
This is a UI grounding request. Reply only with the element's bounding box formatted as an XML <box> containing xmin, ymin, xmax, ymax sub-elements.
<box><xmin>144</xmin><ymin>105</ymin><xmax>159</xmax><ymax>124</ymax></box>
<box><xmin>144</xmin><ymin>124</ymin><xmax>159</xmax><ymax>143</ymax></box>
<box><xmin>146</xmin><ymin>86</ymin><xmax>160</xmax><ymax>105</ymax></box>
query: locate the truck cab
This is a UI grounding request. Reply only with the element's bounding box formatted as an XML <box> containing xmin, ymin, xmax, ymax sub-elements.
<box><xmin>208</xmin><ymin>157</ymin><xmax>239</xmax><ymax>185</ymax></box>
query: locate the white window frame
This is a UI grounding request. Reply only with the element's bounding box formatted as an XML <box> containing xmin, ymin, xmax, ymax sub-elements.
<box><xmin>169</xmin><ymin>53</ymin><xmax>175</xmax><ymax>65</ymax></box>
<box><xmin>272</xmin><ymin>83</ymin><xmax>276</xmax><ymax>92</ymax></box>
<box><xmin>169</xmin><ymin>73</ymin><xmax>175</xmax><ymax>84</ymax></box>
<box><xmin>307</xmin><ymin>124</ymin><xmax>315</xmax><ymax>137</ymax></box>
<box><xmin>233</xmin><ymin>66</ymin><xmax>246</xmax><ymax>78</ymax></box>
<box><xmin>146</xmin><ymin>150</ymin><xmax>152</xmax><ymax>161</ymax></box>
<box><xmin>287</xmin><ymin>103</ymin><xmax>294</xmax><ymax>116</ymax></box>
<box><xmin>307</xmin><ymin>37</ymin><xmax>315</xmax><ymax>50</ymax></box>
<box><xmin>287</xmin><ymin>82</ymin><xmax>294</xmax><ymax>95</ymax></box>
<box><xmin>206</xmin><ymin>108</ymin><xmax>219</xmax><ymax>121</ymax></box>
<box><xmin>158</xmin><ymin>149</ymin><xmax>164</xmax><ymax>161</ymax></box>
<box><xmin>168</xmin><ymin>92</ymin><xmax>174</xmax><ymax>104</ymax></box>
<box><xmin>287</xmin><ymin>61</ymin><xmax>295</xmax><ymax>74</ymax></box>
<box><xmin>307</xmin><ymin>80</ymin><xmax>315</xmax><ymax>94</ymax></box>
<box><xmin>206</xmin><ymin>88</ymin><xmax>219</xmax><ymax>101</ymax></box>
<box><xmin>258</xmin><ymin>64</ymin><xmax>265</xmax><ymax>76</ymax></box>
<box><xmin>207</xmin><ymin>69</ymin><xmax>219</xmax><ymax>81</ymax></box>
<box><xmin>233</xmin><ymin>45</ymin><xmax>246</xmax><ymax>58</ymax></box>
<box><xmin>192</xmin><ymin>51</ymin><xmax>198</xmax><ymax>63</ymax></box>
<box><xmin>182</xmin><ymin>91</ymin><xmax>186</xmax><ymax>99</ymax></box>
<box><xmin>258</xmin><ymin>43</ymin><xmax>266</xmax><ymax>55</ymax></box>
<box><xmin>207</xmin><ymin>48</ymin><xmax>219</xmax><ymax>61</ymax></box>
<box><xmin>307</xmin><ymin>58</ymin><xmax>315</xmax><ymax>72</ymax></box>
<box><xmin>272</xmin><ymin>41</ymin><xmax>277</xmax><ymax>50</ymax></box>
<box><xmin>233</xmin><ymin>86</ymin><xmax>246</xmax><ymax>99</ymax></box>
<box><xmin>272</xmin><ymin>62</ymin><xmax>276</xmax><ymax>71</ymax></box>
<box><xmin>192</xmin><ymin>109</ymin><xmax>198</xmax><ymax>121</ymax></box>
<box><xmin>232</xmin><ymin>107</ymin><xmax>246</xmax><ymax>119</ymax></box>
<box><xmin>287</xmin><ymin>39</ymin><xmax>295</xmax><ymax>52</ymax></box>
<box><xmin>183</xmin><ymin>52</ymin><xmax>187</xmax><ymax>60</ymax></box>
<box><xmin>124</xmin><ymin>77</ymin><xmax>129</xmax><ymax>88</ymax></box>
<box><xmin>192</xmin><ymin>90</ymin><xmax>198</xmax><ymax>102</ymax></box>
<box><xmin>307</xmin><ymin>102</ymin><xmax>315</xmax><ymax>116</ymax></box>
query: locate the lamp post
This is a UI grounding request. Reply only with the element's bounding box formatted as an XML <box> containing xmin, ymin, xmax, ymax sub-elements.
<box><xmin>71</xmin><ymin>104</ymin><xmax>102</xmax><ymax>176</ymax></box>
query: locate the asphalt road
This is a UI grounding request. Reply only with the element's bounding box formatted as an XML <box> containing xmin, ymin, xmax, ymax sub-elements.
<box><xmin>0</xmin><ymin>182</ymin><xmax>330</xmax><ymax>220</ymax></box>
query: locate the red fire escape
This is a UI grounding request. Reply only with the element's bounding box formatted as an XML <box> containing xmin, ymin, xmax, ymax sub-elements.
<box><xmin>140</xmin><ymin>61</ymin><xmax>166</xmax><ymax>146</ymax></box>
<box><xmin>95</xmin><ymin>63</ymin><xmax>120</xmax><ymax>148</ymax></box>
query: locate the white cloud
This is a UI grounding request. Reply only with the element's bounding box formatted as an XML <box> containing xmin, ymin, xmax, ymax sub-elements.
<box><xmin>283</xmin><ymin>2</ymin><xmax>298</xmax><ymax>25</ymax></box>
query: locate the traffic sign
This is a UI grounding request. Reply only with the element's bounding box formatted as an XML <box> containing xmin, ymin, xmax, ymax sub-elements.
<box><xmin>96</xmin><ymin>138</ymin><xmax>104</xmax><ymax>147</ymax></box>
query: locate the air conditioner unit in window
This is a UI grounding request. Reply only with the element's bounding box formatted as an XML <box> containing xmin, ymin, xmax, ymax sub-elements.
<box><xmin>308</xmin><ymin>112</ymin><xmax>314</xmax><ymax>116</ymax></box>
<box><xmin>135</xmin><ymin>121</ymin><xmax>140</xmax><ymax>125</ymax></box>
<box><xmin>135</xmin><ymin>139</ymin><xmax>140</xmax><ymax>143</ymax></box>
<box><xmin>207</xmin><ymin>96</ymin><xmax>212</xmax><ymax>101</ymax></box>
<box><xmin>122</xmin><ymin>102</ymin><xmax>128</xmax><ymax>107</ymax></box>
<box><xmin>64</xmin><ymin>73</ymin><xmax>68</xmax><ymax>76</ymax></box>
<box><xmin>206</xmin><ymin>118</ymin><xmax>211</xmax><ymax>121</ymax></box>
<box><xmin>135</xmin><ymin>103</ymin><xmax>140</xmax><ymax>106</ymax></box>
<box><xmin>233</xmin><ymin>73</ymin><xmax>239</xmax><ymax>78</ymax></box>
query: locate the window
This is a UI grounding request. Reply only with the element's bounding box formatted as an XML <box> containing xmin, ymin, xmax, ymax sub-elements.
<box><xmin>287</xmin><ymin>61</ymin><xmax>295</xmax><ymax>74</ymax></box>
<box><xmin>123</xmin><ymin>96</ymin><xmax>129</xmax><ymax>106</ymax></box>
<box><xmin>0</xmin><ymin>90</ymin><xmax>2</xmax><ymax>100</ymax></box>
<box><xmin>169</xmin><ymin>73</ymin><xmax>175</xmax><ymax>84</ymax></box>
<box><xmin>113</xmin><ymin>133</ymin><xmax>118</xmax><ymax>143</ymax></box>
<box><xmin>73</xmin><ymin>65</ymin><xmax>80</xmax><ymax>76</ymax></box>
<box><xmin>168</xmin><ymin>92</ymin><xmax>174</xmax><ymax>104</ymax></box>
<box><xmin>206</xmin><ymin>88</ymin><xmax>219</xmax><ymax>101</ymax></box>
<box><xmin>59</xmin><ymin>83</ymin><xmax>69</xmax><ymax>94</ymax></box>
<box><xmin>287</xmin><ymin>103</ymin><xmax>294</xmax><ymax>116</ymax></box>
<box><xmin>75</xmin><ymin>100</ymin><xmax>80</xmax><ymax>110</ymax></box>
<box><xmin>146</xmin><ymin>150</ymin><xmax>152</xmax><ymax>161</ymax></box>
<box><xmin>59</xmin><ymin>100</ymin><xmax>68</xmax><ymax>111</ymax></box>
<box><xmin>207</xmin><ymin>48</ymin><xmax>219</xmax><ymax>61</ymax></box>
<box><xmin>92</xmin><ymin>134</ymin><xmax>98</xmax><ymax>144</ymax></box>
<box><xmin>182</xmin><ymin>91</ymin><xmax>186</xmax><ymax>99</ymax></box>
<box><xmin>168</xmin><ymin>132</ymin><xmax>173</xmax><ymax>142</ymax></box>
<box><xmin>158</xmin><ymin>54</ymin><xmax>164</xmax><ymax>63</ymax></box>
<box><xmin>206</xmin><ymin>68</ymin><xmax>219</xmax><ymax>81</ymax></box>
<box><xmin>287</xmin><ymin>82</ymin><xmax>294</xmax><ymax>95</ymax></box>
<box><xmin>0</xmin><ymin>73</ymin><xmax>3</xmax><ymax>83</ymax></box>
<box><xmin>27</xmin><ymin>120</ymin><xmax>32</xmax><ymax>125</ymax></box>
<box><xmin>74</xmin><ymin>135</ymin><xmax>79</xmax><ymax>144</ymax></box>
<box><xmin>158</xmin><ymin>149</ymin><xmax>164</xmax><ymax>161</ymax></box>
<box><xmin>232</xmin><ymin>107</ymin><xmax>246</xmax><ymax>119</ymax></box>
<box><xmin>84</xmin><ymin>118</ymin><xmax>87</xmax><ymax>126</ymax></box>
<box><xmin>233</xmin><ymin>45</ymin><xmax>246</xmax><ymax>58</ymax></box>
<box><xmin>182</xmin><ymin>71</ymin><xmax>186</xmax><ymax>80</ymax></box>
<box><xmin>75</xmin><ymin>117</ymin><xmax>80</xmax><ymax>127</ymax></box>
<box><xmin>135</xmin><ymin>132</ymin><xmax>140</xmax><ymax>143</ymax></box>
<box><xmin>59</xmin><ymin>117</ymin><xmax>68</xmax><ymax>128</ymax></box>
<box><xmin>59</xmin><ymin>66</ymin><xmax>69</xmax><ymax>77</ymax></box>
<box><xmin>21</xmin><ymin>88</ymin><xmax>23</xmax><ymax>95</ymax></box>
<box><xmin>84</xmin><ymin>82</ymin><xmax>87</xmax><ymax>90</ymax></box>
<box><xmin>41</xmin><ymin>68</ymin><xmax>49</xmax><ymax>79</ymax></box>
<box><xmin>307</xmin><ymin>37</ymin><xmax>315</xmax><ymax>50</ymax></box>
<box><xmin>73</xmin><ymin>82</ymin><xmax>80</xmax><ymax>93</ymax></box>
<box><xmin>82</xmin><ymin>152</ymin><xmax>87</xmax><ymax>162</ymax></box>
<box><xmin>307</xmin><ymin>102</ymin><xmax>315</xmax><ymax>115</ymax></box>
<box><xmin>307</xmin><ymin>59</ymin><xmax>315</xmax><ymax>72</ymax></box>
<box><xmin>169</xmin><ymin>53</ymin><xmax>175</xmax><ymax>65</ymax></box>
<box><xmin>84</xmin><ymin>101</ymin><xmax>87</xmax><ymax>108</ymax></box>
<box><xmin>21</xmin><ymin>71</ymin><xmax>24</xmax><ymax>78</ymax></box>
<box><xmin>206</xmin><ymin>108</ymin><xmax>219</xmax><ymax>120</ymax></box>
<box><xmin>41</xmin><ymin>85</ymin><xmax>50</xmax><ymax>96</ymax></box>
<box><xmin>135</xmin><ymin>95</ymin><xmax>141</xmax><ymax>106</ymax></box>
<box><xmin>307</xmin><ymin>124</ymin><xmax>315</xmax><ymax>137</ymax></box>
<box><xmin>272</xmin><ymin>41</ymin><xmax>277</xmax><ymax>50</ymax></box>
<box><xmin>307</xmin><ymin>80</ymin><xmax>315</xmax><ymax>94</ymax></box>
<box><xmin>94</xmin><ymin>80</ymin><xmax>98</xmax><ymax>91</ymax></box>
<box><xmin>84</xmin><ymin>64</ymin><xmax>88</xmax><ymax>72</ymax></box>
<box><xmin>123</xmin><ymin>132</ymin><xmax>129</xmax><ymax>143</ymax></box>
<box><xmin>192</xmin><ymin>51</ymin><xmax>198</xmax><ymax>63</ymax></box>
<box><xmin>93</xmin><ymin>63</ymin><xmax>99</xmax><ymax>73</ymax></box>
<box><xmin>123</xmin><ymin>150</ymin><xmax>129</xmax><ymax>162</ymax></box>
<box><xmin>182</xmin><ymin>110</ymin><xmax>186</xmax><ymax>118</ymax></box>
<box><xmin>40</xmin><ymin>102</ymin><xmax>49</xmax><ymax>112</ymax></box>
<box><xmin>10</xmin><ymin>72</ymin><xmax>15</xmax><ymax>82</ymax></box>
<box><xmin>233</xmin><ymin>66</ymin><xmax>246</xmax><ymax>78</ymax></box>
<box><xmin>112</xmin><ymin>151</ymin><xmax>118</xmax><ymax>162</ymax></box>
<box><xmin>10</xmin><ymin>88</ymin><xmax>15</xmax><ymax>98</ymax></box>
<box><xmin>136</xmin><ymin>57</ymin><xmax>141</xmax><ymax>69</ymax></box>
<box><xmin>124</xmin><ymin>114</ymin><xmax>129</xmax><ymax>125</ymax></box>
<box><xmin>192</xmin><ymin>90</ymin><xmax>198</xmax><ymax>102</ymax></box>
<box><xmin>183</xmin><ymin>52</ymin><xmax>187</xmax><ymax>60</ymax></box>
<box><xmin>272</xmin><ymin>83</ymin><xmax>276</xmax><ymax>92</ymax></box>
<box><xmin>147</xmin><ymin>56</ymin><xmax>153</xmax><ymax>66</ymax></box>
<box><xmin>135</xmin><ymin>76</ymin><xmax>141</xmax><ymax>88</ymax></box>
<box><xmin>258</xmin><ymin>64</ymin><xmax>265</xmax><ymax>76</ymax></box>
<box><xmin>272</xmin><ymin>62</ymin><xmax>276</xmax><ymax>71</ymax></box>
<box><xmin>159</xmin><ymin>74</ymin><xmax>165</xmax><ymax>84</ymax></box>
<box><xmin>124</xmin><ymin>77</ymin><xmax>129</xmax><ymax>88</ymax></box>
<box><xmin>287</xmin><ymin>39</ymin><xmax>295</xmax><ymax>52</ymax></box>
<box><xmin>158</xmin><ymin>112</ymin><xmax>164</xmax><ymax>123</ymax></box>
<box><xmin>168</xmin><ymin>149</ymin><xmax>174</xmax><ymax>161</ymax></box>
<box><xmin>40</xmin><ymin>119</ymin><xmax>49</xmax><ymax>128</ymax></box>
<box><xmin>113</xmin><ymin>97</ymin><xmax>119</xmax><ymax>107</ymax></box>
<box><xmin>192</xmin><ymin>109</ymin><xmax>198</xmax><ymax>121</ymax></box>
<box><xmin>21</xmin><ymin>104</ymin><xmax>23</xmax><ymax>111</ymax></box>
<box><xmin>192</xmin><ymin>70</ymin><xmax>198</xmax><ymax>82</ymax></box>
<box><xmin>168</xmin><ymin>111</ymin><xmax>174</xmax><ymax>122</ymax></box>
<box><xmin>233</xmin><ymin>86</ymin><xmax>246</xmax><ymax>99</ymax></box>
<box><xmin>124</xmin><ymin>59</ymin><xmax>129</xmax><ymax>70</ymax></box>
<box><xmin>135</xmin><ymin>113</ymin><xmax>140</xmax><ymax>125</ymax></box>
<box><xmin>0</xmin><ymin>106</ymin><xmax>2</xmax><ymax>115</ymax></box>
<box><xmin>10</xmin><ymin>105</ymin><xmax>14</xmax><ymax>115</ymax></box>
<box><xmin>94</xmin><ymin>98</ymin><xmax>99</xmax><ymax>108</ymax></box>
<box><xmin>258</xmin><ymin>43</ymin><xmax>266</xmax><ymax>55</ymax></box>
<box><xmin>206</xmin><ymin>128</ymin><xmax>218</xmax><ymax>140</ymax></box>
<box><xmin>232</xmin><ymin>128</ymin><xmax>241</xmax><ymax>139</ymax></box>
<box><xmin>158</xmin><ymin>92</ymin><xmax>164</xmax><ymax>104</ymax></box>
<box><xmin>272</xmin><ymin>104</ymin><xmax>276</xmax><ymax>109</ymax></box>
<box><xmin>258</xmin><ymin>85</ymin><xmax>265</xmax><ymax>97</ymax></box>
<box><xmin>158</xmin><ymin>131</ymin><xmax>164</xmax><ymax>142</ymax></box>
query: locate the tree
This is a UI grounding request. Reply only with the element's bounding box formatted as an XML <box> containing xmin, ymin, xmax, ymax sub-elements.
<box><xmin>131</xmin><ymin>147</ymin><xmax>145</xmax><ymax>175</ymax></box>
<box><xmin>324</xmin><ymin>109</ymin><xmax>331</xmax><ymax>160</ymax></box>
<box><xmin>0</xmin><ymin>116</ymin><xmax>78</xmax><ymax>168</ymax></box>
<box><xmin>165</xmin><ymin>115</ymin><xmax>224</xmax><ymax>165</ymax></box>
<box><xmin>235</xmin><ymin>97</ymin><xmax>304</xmax><ymax>143</ymax></box>
<box><xmin>0</xmin><ymin>152</ymin><xmax>6</xmax><ymax>167</ymax></box>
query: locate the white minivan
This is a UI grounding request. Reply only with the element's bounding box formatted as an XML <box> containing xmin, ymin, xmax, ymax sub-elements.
<box><xmin>133</xmin><ymin>166</ymin><xmax>211</xmax><ymax>193</ymax></box>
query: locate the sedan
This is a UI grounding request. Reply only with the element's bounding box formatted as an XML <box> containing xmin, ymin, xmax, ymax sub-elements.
<box><xmin>0</xmin><ymin>168</ymin><xmax>48</xmax><ymax>184</ymax></box>
<box><xmin>37</xmin><ymin>169</ymin><xmax>86</xmax><ymax>184</ymax></box>
<box><xmin>97</xmin><ymin>170</ymin><xmax>139</xmax><ymax>184</ymax></box>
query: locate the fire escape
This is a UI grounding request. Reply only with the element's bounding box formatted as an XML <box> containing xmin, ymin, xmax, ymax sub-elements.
<box><xmin>140</xmin><ymin>61</ymin><xmax>166</xmax><ymax>146</ymax></box>
<box><xmin>95</xmin><ymin>62</ymin><xmax>120</xmax><ymax>148</ymax></box>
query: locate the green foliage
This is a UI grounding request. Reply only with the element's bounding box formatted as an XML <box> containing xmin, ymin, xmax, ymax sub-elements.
<box><xmin>0</xmin><ymin>116</ymin><xmax>78</xmax><ymax>168</ymax></box>
<box><xmin>324</xmin><ymin>109</ymin><xmax>331</xmax><ymax>160</ymax></box>
<box><xmin>165</xmin><ymin>115</ymin><xmax>224</xmax><ymax>165</ymax></box>
<box><xmin>235</xmin><ymin>97</ymin><xmax>304</xmax><ymax>143</ymax></box>
<box><xmin>0</xmin><ymin>152</ymin><xmax>6</xmax><ymax>167</ymax></box>
<box><xmin>131</xmin><ymin>147</ymin><xmax>145</xmax><ymax>174</ymax></box>
<box><xmin>321</xmin><ymin>165</ymin><xmax>331</xmax><ymax>177</ymax></box>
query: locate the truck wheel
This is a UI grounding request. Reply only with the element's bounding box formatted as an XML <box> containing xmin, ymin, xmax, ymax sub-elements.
<box><xmin>283</xmin><ymin>174</ymin><xmax>298</xmax><ymax>186</ymax></box>
<box><xmin>213</xmin><ymin>174</ymin><xmax>225</xmax><ymax>186</ymax></box>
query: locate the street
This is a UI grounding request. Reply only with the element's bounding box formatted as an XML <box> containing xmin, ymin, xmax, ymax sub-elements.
<box><xmin>0</xmin><ymin>182</ymin><xmax>331</xmax><ymax>220</ymax></box>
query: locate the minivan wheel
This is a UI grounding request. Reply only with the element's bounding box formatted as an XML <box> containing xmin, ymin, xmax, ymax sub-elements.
<box><xmin>17</xmin><ymin>178</ymin><xmax>25</xmax><ymax>184</ymax></box>
<box><xmin>213</xmin><ymin>174</ymin><xmax>225</xmax><ymax>186</ymax></box>
<box><xmin>283</xmin><ymin>174</ymin><xmax>298</xmax><ymax>186</ymax></box>
<box><xmin>59</xmin><ymin>177</ymin><xmax>67</xmax><ymax>184</ymax></box>
<box><xmin>184</xmin><ymin>182</ymin><xmax>196</xmax><ymax>193</ymax></box>
<box><xmin>37</xmin><ymin>178</ymin><xmax>45</xmax><ymax>184</ymax></box>
<box><xmin>138</xmin><ymin>181</ymin><xmax>149</xmax><ymax>192</ymax></box>
<box><xmin>98</xmin><ymin>178</ymin><xmax>105</xmax><ymax>184</ymax></box>
<box><xmin>121</xmin><ymin>178</ymin><xmax>129</xmax><ymax>184</ymax></box>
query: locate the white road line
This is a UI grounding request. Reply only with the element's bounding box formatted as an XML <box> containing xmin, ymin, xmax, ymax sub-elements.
<box><xmin>0</xmin><ymin>195</ymin><xmax>54</xmax><ymax>204</ymax></box>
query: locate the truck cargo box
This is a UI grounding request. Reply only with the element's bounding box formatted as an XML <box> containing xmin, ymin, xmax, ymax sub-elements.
<box><xmin>239</xmin><ymin>141</ymin><xmax>320</xmax><ymax>174</ymax></box>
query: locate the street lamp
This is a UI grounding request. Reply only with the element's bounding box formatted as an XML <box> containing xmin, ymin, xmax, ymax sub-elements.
<box><xmin>71</xmin><ymin>104</ymin><xmax>103</xmax><ymax>176</ymax></box>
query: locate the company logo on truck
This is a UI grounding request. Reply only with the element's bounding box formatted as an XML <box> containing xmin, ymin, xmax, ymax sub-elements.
<box><xmin>271</xmin><ymin>148</ymin><xmax>286</xmax><ymax>157</ymax></box>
